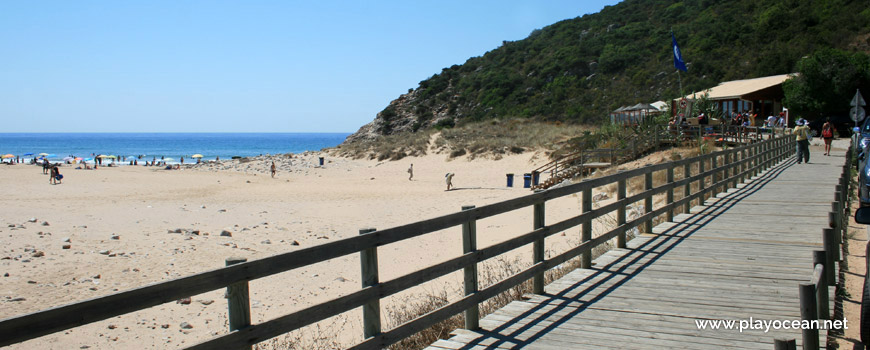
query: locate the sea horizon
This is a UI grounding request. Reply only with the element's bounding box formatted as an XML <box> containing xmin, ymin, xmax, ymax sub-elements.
<box><xmin>0</xmin><ymin>132</ymin><xmax>351</xmax><ymax>162</ymax></box>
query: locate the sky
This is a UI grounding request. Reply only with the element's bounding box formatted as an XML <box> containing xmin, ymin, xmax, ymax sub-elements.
<box><xmin>1</xmin><ymin>1</ymin><xmax>621</xmax><ymax>133</ymax></box>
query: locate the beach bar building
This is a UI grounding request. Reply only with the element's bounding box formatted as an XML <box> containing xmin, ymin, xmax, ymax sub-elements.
<box><xmin>672</xmin><ymin>74</ymin><xmax>794</xmax><ymax>122</ymax></box>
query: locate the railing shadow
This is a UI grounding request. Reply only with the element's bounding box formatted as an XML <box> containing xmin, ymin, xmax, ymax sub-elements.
<box><xmin>455</xmin><ymin>155</ymin><xmax>797</xmax><ymax>349</ymax></box>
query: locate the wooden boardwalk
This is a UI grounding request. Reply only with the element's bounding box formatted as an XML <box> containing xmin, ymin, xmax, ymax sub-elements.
<box><xmin>427</xmin><ymin>148</ymin><xmax>842</xmax><ymax>349</ymax></box>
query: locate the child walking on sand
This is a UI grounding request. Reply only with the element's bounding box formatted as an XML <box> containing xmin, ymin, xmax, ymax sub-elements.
<box><xmin>445</xmin><ymin>173</ymin><xmax>454</xmax><ymax>191</ymax></box>
<box><xmin>271</xmin><ymin>162</ymin><xmax>277</xmax><ymax>178</ymax></box>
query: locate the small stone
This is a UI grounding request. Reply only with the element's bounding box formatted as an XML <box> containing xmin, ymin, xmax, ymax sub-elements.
<box><xmin>93</xmin><ymin>274</ymin><xmax>101</xmax><ymax>279</ymax></box>
<box><xmin>3</xmin><ymin>273</ymin><xmax>8</xmax><ymax>277</ymax></box>
<box><xmin>220</xmin><ymin>230</ymin><xmax>232</xmax><ymax>237</ymax></box>
<box><xmin>218</xmin><ymin>209</ymin><xmax>227</xmax><ymax>213</ymax></box>
<box><xmin>261</xmin><ymin>239</ymin><xmax>271</xmax><ymax>244</ymax></box>
<box><xmin>108</xmin><ymin>325</ymin><xmax>117</xmax><ymax>330</ymax></box>
<box><xmin>32</xmin><ymin>251</ymin><xmax>44</xmax><ymax>258</ymax></box>
<box><xmin>80</xmin><ymin>346</ymin><xmax>90</xmax><ymax>349</ymax></box>
<box><xmin>111</xmin><ymin>235</ymin><xmax>119</xmax><ymax>240</ymax></box>
<box><xmin>290</xmin><ymin>240</ymin><xmax>300</xmax><ymax>246</ymax></box>
<box><xmin>62</xmin><ymin>244</ymin><xmax>71</xmax><ymax>249</ymax></box>
<box><xmin>27</xmin><ymin>280</ymin><xmax>37</xmax><ymax>284</ymax></box>
<box><xmin>27</xmin><ymin>218</ymin><xmax>37</xmax><ymax>223</ymax></box>
<box><xmin>335</xmin><ymin>277</ymin><xmax>347</xmax><ymax>282</ymax></box>
<box><xmin>179</xmin><ymin>322</ymin><xmax>193</xmax><ymax>329</ymax></box>
<box><xmin>177</xmin><ymin>298</ymin><xmax>191</xmax><ymax>305</ymax></box>
<box><xmin>41</xmin><ymin>221</ymin><xmax>50</xmax><ymax>226</ymax></box>
<box><xmin>199</xmin><ymin>299</ymin><xmax>214</xmax><ymax>305</ymax></box>
<box><xmin>9</xmin><ymin>297</ymin><xmax>25</xmax><ymax>302</ymax></box>
<box><xmin>161</xmin><ymin>324</ymin><xmax>170</xmax><ymax>329</ymax></box>
<box><xmin>99</xmin><ymin>250</ymin><xmax>110</xmax><ymax>255</ymax></box>
<box><xmin>62</xmin><ymin>237</ymin><xmax>71</xmax><ymax>243</ymax></box>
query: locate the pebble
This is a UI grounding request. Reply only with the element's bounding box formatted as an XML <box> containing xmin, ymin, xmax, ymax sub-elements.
<box><xmin>107</xmin><ymin>325</ymin><xmax>117</xmax><ymax>330</ymax></box>
<box><xmin>111</xmin><ymin>234</ymin><xmax>120</xmax><ymax>240</ymax></box>
<box><xmin>62</xmin><ymin>244</ymin><xmax>71</xmax><ymax>249</ymax></box>
<box><xmin>32</xmin><ymin>251</ymin><xmax>45</xmax><ymax>258</ymax></box>
<box><xmin>41</xmin><ymin>221</ymin><xmax>50</xmax><ymax>226</ymax></box>
<box><xmin>28</xmin><ymin>218</ymin><xmax>37</xmax><ymax>223</ymax></box>
<box><xmin>290</xmin><ymin>240</ymin><xmax>300</xmax><ymax>246</ymax></box>
<box><xmin>198</xmin><ymin>299</ymin><xmax>214</xmax><ymax>305</ymax></box>
<box><xmin>99</xmin><ymin>250</ymin><xmax>110</xmax><ymax>255</ymax></box>
<box><xmin>179</xmin><ymin>322</ymin><xmax>193</xmax><ymax>329</ymax></box>
<box><xmin>220</xmin><ymin>230</ymin><xmax>232</xmax><ymax>237</ymax></box>
<box><xmin>62</xmin><ymin>237</ymin><xmax>71</xmax><ymax>243</ymax></box>
<box><xmin>261</xmin><ymin>239</ymin><xmax>271</xmax><ymax>244</ymax></box>
<box><xmin>177</xmin><ymin>298</ymin><xmax>191</xmax><ymax>305</ymax></box>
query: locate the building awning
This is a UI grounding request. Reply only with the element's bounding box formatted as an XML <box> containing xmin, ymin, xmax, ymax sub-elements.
<box><xmin>678</xmin><ymin>74</ymin><xmax>795</xmax><ymax>101</ymax></box>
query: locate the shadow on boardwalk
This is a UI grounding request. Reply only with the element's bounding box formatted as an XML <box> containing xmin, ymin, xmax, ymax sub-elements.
<box><xmin>434</xmin><ymin>156</ymin><xmax>826</xmax><ymax>350</ymax></box>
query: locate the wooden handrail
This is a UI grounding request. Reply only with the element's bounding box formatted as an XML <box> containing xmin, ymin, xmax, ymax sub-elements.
<box><xmin>0</xmin><ymin>134</ymin><xmax>794</xmax><ymax>349</ymax></box>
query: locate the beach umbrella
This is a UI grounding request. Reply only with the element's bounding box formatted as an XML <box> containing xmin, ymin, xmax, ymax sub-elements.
<box><xmin>84</xmin><ymin>158</ymin><xmax>94</xmax><ymax>162</ymax></box>
<box><xmin>75</xmin><ymin>157</ymin><xmax>83</xmax><ymax>161</ymax></box>
<box><xmin>2</xmin><ymin>154</ymin><xmax>14</xmax><ymax>159</ymax></box>
<box><xmin>163</xmin><ymin>157</ymin><xmax>174</xmax><ymax>161</ymax></box>
<box><xmin>23</xmin><ymin>153</ymin><xmax>33</xmax><ymax>156</ymax></box>
<box><xmin>39</xmin><ymin>153</ymin><xmax>49</xmax><ymax>156</ymax></box>
<box><xmin>45</xmin><ymin>154</ymin><xmax>57</xmax><ymax>158</ymax></box>
<box><xmin>62</xmin><ymin>156</ymin><xmax>74</xmax><ymax>162</ymax></box>
<box><xmin>191</xmin><ymin>154</ymin><xmax>204</xmax><ymax>158</ymax></box>
<box><xmin>97</xmin><ymin>155</ymin><xmax>117</xmax><ymax>159</ymax></box>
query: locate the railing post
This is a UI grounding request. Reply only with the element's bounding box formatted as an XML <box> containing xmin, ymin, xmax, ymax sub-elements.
<box><xmin>225</xmin><ymin>257</ymin><xmax>251</xmax><ymax>350</ymax></box>
<box><xmin>359</xmin><ymin>228</ymin><xmax>381</xmax><ymax>339</ymax></box>
<box><xmin>698</xmin><ymin>158</ymin><xmax>706</xmax><ymax>202</ymax></box>
<box><xmin>617</xmin><ymin>176</ymin><xmax>627</xmax><ymax>248</ymax></box>
<box><xmin>822</xmin><ymin>228</ymin><xmax>836</xmax><ymax>286</ymax></box>
<box><xmin>799</xmin><ymin>282</ymin><xmax>819</xmax><ymax>350</ymax></box>
<box><xmin>643</xmin><ymin>169</ymin><xmax>653</xmax><ymax>234</ymax></box>
<box><xmin>461</xmin><ymin>205</ymin><xmax>479</xmax><ymax>329</ymax></box>
<box><xmin>830</xmin><ymin>206</ymin><xmax>842</xmax><ymax>262</ymax></box>
<box><xmin>581</xmin><ymin>186</ymin><xmax>593</xmax><ymax>268</ymax></box>
<box><xmin>533</xmin><ymin>194</ymin><xmax>546</xmax><ymax>292</ymax></box>
<box><xmin>711</xmin><ymin>154</ymin><xmax>719</xmax><ymax>195</ymax></box>
<box><xmin>683</xmin><ymin>163</ymin><xmax>692</xmax><ymax>214</ymax></box>
<box><xmin>667</xmin><ymin>166</ymin><xmax>674</xmax><ymax>222</ymax></box>
<box><xmin>812</xmin><ymin>250</ymin><xmax>830</xmax><ymax>320</ymax></box>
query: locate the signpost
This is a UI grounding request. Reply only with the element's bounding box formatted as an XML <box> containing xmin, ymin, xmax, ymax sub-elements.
<box><xmin>851</xmin><ymin>89</ymin><xmax>865</xmax><ymax>150</ymax></box>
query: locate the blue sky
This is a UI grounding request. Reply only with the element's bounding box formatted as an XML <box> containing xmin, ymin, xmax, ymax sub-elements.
<box><xmin>1</xmin><ymin>1</ymin><xmax>621</xmax><ymax>133</ymax></box>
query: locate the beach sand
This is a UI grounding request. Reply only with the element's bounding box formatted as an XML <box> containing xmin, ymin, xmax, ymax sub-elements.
<box><xmin>0</xmin><ymin>150</ymin><xmax>596</xmax><ymax>349</ymax></box>
<box><xmin>1</xmin><ymin>138</ymin><xmax>842</xmax><ymax>349</ymax></box>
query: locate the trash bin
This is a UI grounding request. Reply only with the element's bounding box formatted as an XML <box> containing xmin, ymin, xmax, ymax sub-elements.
<box><xmin>506</xmin><ymin>173</ymin><xmax>514</xmax><ymax>187</ymax></box>
<box><xmin>523</xmin><ymin>173</ymin><xmax>532</xmax><ymax>188</ymax></box>
<box><xmin>319</xmin><ymin>157</ymin><xmax>324</xmax><ymax>166</ymax></box>
<box><xmin>532</xmin><ymin>171</ymin><xmax>540</xmax><ymax>186</ymax></box>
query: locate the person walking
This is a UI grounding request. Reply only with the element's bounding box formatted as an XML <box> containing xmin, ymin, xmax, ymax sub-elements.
<box><xmin>822</xmin><ymin>118</ymin><xmax>834</xmax><ymax>156</ymax></box>
<box><xmin>271</xmin><ymin>161</ymin><xmax>277</xmax><ymax>178</ymax></box>
<box><xmin>445</xmin><ymin>173</ymin><xmax>454</xmax><ymax>191</ymax></box>
<box><xmin>407</xmin><ymin>163</ymin><xmax>413</xmax><ymax>181</ymax></box>
<box><xmin>794</xmin><ymin>118</ymin><xmax>811</xmax><ymax>164</ymax></box>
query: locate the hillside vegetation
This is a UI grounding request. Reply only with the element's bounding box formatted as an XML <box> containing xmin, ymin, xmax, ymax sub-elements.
<box><xmin>344</xmin><ymin>0</ymin><xmax>870</xmax><ymax>152</ymax></box>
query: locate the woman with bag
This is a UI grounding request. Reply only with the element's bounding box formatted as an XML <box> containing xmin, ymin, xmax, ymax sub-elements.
<box><xmin>822</xmin><ymin>118</ymin><xmax>834</xmax><ymax>156</ymax></box>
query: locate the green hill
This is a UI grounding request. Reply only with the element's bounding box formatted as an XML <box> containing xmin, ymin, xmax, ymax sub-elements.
<box><xmin>345</xmin><ymin>0</ymin><xmax>870</xmax><ymax>143</ymax></box>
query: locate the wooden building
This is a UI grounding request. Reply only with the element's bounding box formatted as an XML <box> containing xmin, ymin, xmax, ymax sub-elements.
<box><xmin>673</xmin><ymin>74</ymin><xmax>794</xmax><ymax>124</ymax></box>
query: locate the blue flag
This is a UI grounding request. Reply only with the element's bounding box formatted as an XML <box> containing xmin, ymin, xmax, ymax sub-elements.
<box><xmin>672</xmin><ymin>33</ymin><xmax>687</xmax><ymax>72</ymax></box>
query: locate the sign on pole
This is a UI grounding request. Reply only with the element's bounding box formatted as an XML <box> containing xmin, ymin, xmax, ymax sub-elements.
<box><xmin>851</xmin><ymin>89</ymin><xmax>865</xmax><ymax>123</ymax></box>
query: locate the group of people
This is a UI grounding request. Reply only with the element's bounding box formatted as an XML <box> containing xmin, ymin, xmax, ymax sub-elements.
<box><xmin>792</xmin><ymin>117</ymin><xmax>836</xmax><ymax>164</ymax></box>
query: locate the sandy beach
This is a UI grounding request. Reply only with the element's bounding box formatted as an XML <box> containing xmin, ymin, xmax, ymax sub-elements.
<box><xmin>1</xmin><ymin>149</ymin><xmax>599</xmax><ymax>349</ymax></box>
<box><xmin>0</xmin><ymin>137</ymin><xmax>844</xmax><ymax>349</ymax></box>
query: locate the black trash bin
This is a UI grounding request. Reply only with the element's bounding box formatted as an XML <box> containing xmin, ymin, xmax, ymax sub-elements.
<box><xmin>532</xmin><ymin>171</ymin><xmax>540</xmax><ymax>186</ymax></box>
<box><xmin>523</xmin><ymin>173</ymin><xmax>532</xmax><ymax>188</ymax></box>
<box><xmin>319</xmin><ymin>157</ymin><xmax>324</xmax><ymax>166</ymax></box>
<box><xmin>506</xmin><ymin>173</ymin><xmax>514</xmax><ymax>187</ymax></box>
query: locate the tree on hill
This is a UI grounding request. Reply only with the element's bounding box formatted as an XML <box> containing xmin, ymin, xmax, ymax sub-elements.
<box><xmin>783</xmin><ymin>49</ymin><xmax>870</xmax><ymax>119</ymax></box>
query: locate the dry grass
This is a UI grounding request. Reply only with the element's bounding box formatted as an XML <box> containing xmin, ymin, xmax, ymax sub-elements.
<box><xmin>333</xmin><ymin>120</ymin><xmax>591</xmax><ymax>161</ymax></box>
<box><xmin>255</xmin><ymin>315</ymin><xmax>351</xmax><ymax>350</ymax></box>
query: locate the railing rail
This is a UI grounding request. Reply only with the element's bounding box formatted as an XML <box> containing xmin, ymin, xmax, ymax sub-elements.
<box><xmin>0</xmin><ymin>135</ymin><xmax>796</xmax><ymax>349</ymax></box>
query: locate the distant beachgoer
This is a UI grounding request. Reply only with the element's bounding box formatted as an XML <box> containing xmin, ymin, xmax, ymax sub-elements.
<box><xmin>180</xmin><ymin>157</ymin><xmax>184</xmax><ymax>165</ymax></box>
<box><xmin>50</xmin><ymin>166</ymin><xmax>62</xmax><ymax>185</ymax></box>
<box><xmin>408</xmin><ymin>164</ymin><xmax>414</xmax><ymax>180</ymax></box>
<box><xmin>42</xmin><ymin>160</ymin><xmax>50</xmax><ymax>174</ymax></box>
<box><xmin>445</xmin><ymin>173</ymin><xmax>454</xmax><ymax>191</ymax></box>
<box><xmin>271</xmin><ymin>161</ymin><xmax>277</xmax><ymax>178</ymax></box>
<box><xmin>822</xmin><ymin>118</ymin><xmax>834</xmax><ymax>156</ymax></box>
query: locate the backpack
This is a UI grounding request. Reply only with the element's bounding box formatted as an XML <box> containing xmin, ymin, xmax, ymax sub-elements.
<box><xmin>822</xmin><ymin>125</ymin><xmax>833</xmax><ymax>138</ymax></box>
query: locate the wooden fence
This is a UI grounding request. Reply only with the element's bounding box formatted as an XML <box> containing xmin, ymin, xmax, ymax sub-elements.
<box><xmin>786</xmin><ymin>146</ymin><xmax>852</xmax><ymax>350</ymax></box>
<box><xmin>0</xmin><ymin>135</ymin><xmax>795</xmax><ymax>349</ymax></box>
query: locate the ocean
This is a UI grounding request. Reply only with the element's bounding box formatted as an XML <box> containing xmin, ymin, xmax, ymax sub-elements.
<box><xmin>0</xmin><ymin>133</ymin><xmax>350</xmax><ymax>162</ymax></box>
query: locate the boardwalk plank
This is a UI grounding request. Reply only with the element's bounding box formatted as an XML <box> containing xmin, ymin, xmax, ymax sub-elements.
<box><xmin>425</xmin><ymin>150</ymin><xmax>840</xmax><ymax>350</ymax></box>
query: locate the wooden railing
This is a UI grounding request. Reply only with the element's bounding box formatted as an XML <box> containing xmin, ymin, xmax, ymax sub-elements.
<box><xmin>531</xmin><ymin>124</ymin><xmax>781</xmax><ymax>190</ymax></box>
<box><xmin>0</xmin><ymin>135</ymin><xmax>796</xmax><ymax>349</ymax></box>
<box><xmin>790</xmin><ymin>146</ymin><xmax>852</xmax><ymax>350</ymax></box>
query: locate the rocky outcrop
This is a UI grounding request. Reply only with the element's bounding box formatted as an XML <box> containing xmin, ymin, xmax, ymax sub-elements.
<box><xmin>344</xmin><ymin>87</ymin><xmax>456</xmax><ymax>144</ymax></box>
